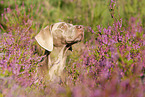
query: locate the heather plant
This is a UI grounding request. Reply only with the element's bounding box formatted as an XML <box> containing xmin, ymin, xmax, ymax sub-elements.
<box><xmin>65</xmin><ymin>1</ymin><xmax>145</xmax><ymax>96</ymax></box>
<box><xmin>0</xmin><ymin>2</ymin><xmax>44</xmax><ymax>87</ymax></box>
<box><xmin>0</xmin><ymin>0</ymin><xmax>145</xmax><ymax>97</ymax></box>
<box><xmin>66</xmin><ymin>17</ymin><xmax>145</xmax><ymax>96</ymax></box>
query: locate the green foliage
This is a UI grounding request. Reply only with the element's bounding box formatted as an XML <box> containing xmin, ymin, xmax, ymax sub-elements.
<box><xmin>0</xmin><ymin>0</ymin><xmax>145</xmax><ymax>96</ymax></box>
<box><xmin>1</xmin><ymin>0</ymin><xmax>145</xmax><ymax>39</ymax></box>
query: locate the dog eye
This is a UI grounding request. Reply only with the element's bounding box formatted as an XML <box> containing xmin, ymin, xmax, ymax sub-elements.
<box><xmin>61</xmin><ymin>26</ymin><xmax>64</xmax><ymax>28</ymax></box>
<box><xmin>60</xmin><ymin>25</ymin><xmax>67</xmax><ymax>30</ymax></box>
<box><xmin>58</xmin><ymin>23</ymin><xmax>65</xmax><ymax>28</ymax></box>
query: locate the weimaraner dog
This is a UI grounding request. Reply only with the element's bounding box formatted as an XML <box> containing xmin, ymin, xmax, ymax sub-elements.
<box><xmin>35</xmin><ymin>22</ymin><xmax>84</xmax><ymax>82</ymax></box>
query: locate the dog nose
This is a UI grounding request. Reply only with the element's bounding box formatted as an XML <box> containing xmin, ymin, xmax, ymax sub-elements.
<box><xmin>75</xmin><ymin>25</ymin><xmax>84</xmax><ymax>41</ymax></box>
<box><xmin>76</xmin><ymin>25</ymin><xmax>84</xmax><ymax>29</ymax></box>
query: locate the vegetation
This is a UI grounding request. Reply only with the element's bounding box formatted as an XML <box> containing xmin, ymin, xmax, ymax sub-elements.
<box><xmin>0</xmin><ymin>0</ymin><xmax>144</xmax><ymax>96</ymax></box>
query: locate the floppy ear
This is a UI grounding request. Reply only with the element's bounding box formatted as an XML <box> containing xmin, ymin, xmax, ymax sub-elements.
<box><xmin>35</xmin><ymin>26</ymin><xmax>53</xmax><ymax>51</ymax></box>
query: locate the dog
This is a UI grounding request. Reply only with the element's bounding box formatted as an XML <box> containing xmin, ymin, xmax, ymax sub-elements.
<box><xmin>35</xmin><ymin>22</ymin><xmax>84</xmax><ymax>83</ymax></box>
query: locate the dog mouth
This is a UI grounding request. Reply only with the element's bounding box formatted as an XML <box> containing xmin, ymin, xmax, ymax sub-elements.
<box><xmin>65</xmin><ymin>33</ymin><xmax>84</xmax><ymax>44</ymax></box>
<box><xmin>74</xmin><ymin>32</ymin><xmax>84</xmax><ymax>42</ymax></box>
<box><xmin>64</xmin><ymin>25</ymin><xmax>84</xmax><ymax>52</ymax></box>
<box><xmin>74</xmin><ymin>25</ymin><xmax>84</xmax><ymax>41</ymax></box>
<box><xmin>65</xmin><ymin>25</ymin><xmax>84</xmax><ymax>44</ymax></box>
<box><xmin>65</xmin><ymin>32</ymin><xmax>83</xmax><ymax>51</ymax></box>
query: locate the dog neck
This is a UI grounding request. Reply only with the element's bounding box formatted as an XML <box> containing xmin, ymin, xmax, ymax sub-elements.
<box><xmin>49</xmin><ymin>46</ymin><xmax>66</xmax><ymax>66</ymax></box>
<box><xmin>47</xmin><ymin>45</ymin><xmax>69</xmax><ymax>81</ymax></box>
<box><xmin>36</xmin><ymin>45</ymin><xmax>70</xmax><ymax>82</ymax></box>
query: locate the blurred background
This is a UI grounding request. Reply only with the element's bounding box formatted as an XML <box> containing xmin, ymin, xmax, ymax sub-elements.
<box><xmin>1</xmin><ymin>0</ymin><xmax>145</xmax><ymax>40</ymax></box>
<box><xmin>0</xmin><ymin>0</ymin><xmax>145</xmax><ymax>96</ymax></box>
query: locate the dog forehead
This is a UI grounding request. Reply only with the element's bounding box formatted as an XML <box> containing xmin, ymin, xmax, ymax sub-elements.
<box><xmin>52</xmin><ymin>22</ymin><xmax>74</xmax><ymax>30</ymax></box>
<box><xmin>52</xmin><ymin>22</ymin><xmax>64</xmax><ymax>29</ymax></box>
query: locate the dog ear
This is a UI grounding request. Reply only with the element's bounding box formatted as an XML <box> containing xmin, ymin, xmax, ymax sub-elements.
<box><xmin>35</xmin><ymin>25</ymin><xmax>53</xmax><ymax>51</ymax></box>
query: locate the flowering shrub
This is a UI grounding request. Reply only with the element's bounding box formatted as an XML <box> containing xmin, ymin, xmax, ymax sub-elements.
<box><xmin>0</xmin><ymin>4</ymin><xmax>43</xmax><ymax>87</ymax></box>
<box><xmin>66</xmin><ymin>17</ymin><xmax>145</xmax><ymax>96</ymax></box>
<box><xmin>0</xmin><ymin>0</ymin><xmax>145</xmax><ymax>97</ymax></box>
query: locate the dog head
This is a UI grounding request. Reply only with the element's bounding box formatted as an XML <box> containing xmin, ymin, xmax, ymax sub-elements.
<box><xmin>35</xmin><ymin>22</ymin><xmax>84</xmax><ymax>51</ymax></box>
